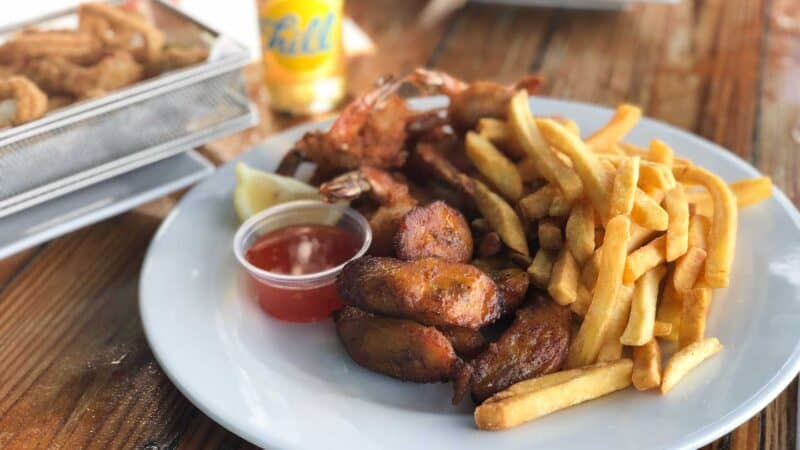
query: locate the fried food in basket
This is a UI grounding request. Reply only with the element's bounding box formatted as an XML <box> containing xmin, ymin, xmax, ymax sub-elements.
<box><xmin>0</xmin><ymin>1</ymin><xmax>210</xmax><ymax>128</ymax></box>
<box><xmin>0</xmin><ymin>76</ymin><xmax>47</xmax><ymax>126</ymax></box>
<box><xmin>281</xmin><ymin>68</ymin><xmax>776</xmax><ymax>429</ymax></box>
<box><xmin>23</xmin><ymin>50</ymin><xmax>143</xmax><ymax>99</ymax></box>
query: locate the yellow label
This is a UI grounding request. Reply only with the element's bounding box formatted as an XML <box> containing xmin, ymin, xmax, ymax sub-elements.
<box><xmin>259</xmin><ymin>0</ymin><xmax>342</xmax><ymax>80</ymax></box>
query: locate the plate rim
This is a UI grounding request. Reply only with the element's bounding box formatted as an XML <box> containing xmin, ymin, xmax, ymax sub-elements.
<box><xmin>140</xmin><ymin>95</ymin><xmax>800</xmax><ymax>450</ymax></box>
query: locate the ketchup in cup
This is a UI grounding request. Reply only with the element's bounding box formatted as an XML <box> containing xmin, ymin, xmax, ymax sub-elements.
<box><xmin>234</xmin><ymin>201</ymin><xmax>371</xmax><ymax>323</ymax></box>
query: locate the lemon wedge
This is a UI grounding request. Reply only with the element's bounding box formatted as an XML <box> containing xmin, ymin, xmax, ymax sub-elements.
<box><xmin>233</xmin><ymin>163</ymin><xmax>319</xmax><ymax>221</ymax></box>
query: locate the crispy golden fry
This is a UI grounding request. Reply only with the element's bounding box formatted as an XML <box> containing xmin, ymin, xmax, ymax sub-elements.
<box><xmin>673</xmin><ymin>246</ymin><xmax>707</xmax><ymax>291</ymax></box>
<box><xmin>609</xmin><ymin>156</ymin><xmax>640</xmax><ymax>216</ymax></box>
<box><xmin>508</xmin><ymin>92</ymin><xmax>583</xmax><ymax>200</ymax></box>
<box><xmin>627</xmin><ymin>223</ymin><xmax>658</xmax><ymax>253</ymax></box>
<box><xmin>638</xmin><ymin>161</ymin><xmax>677</xmax><ymax>191</ymax></box>
<box><xmin>647</xmin><ymin>139</ymin><xmax>674</xmax><ymax>166</ymax></box>
<box><xmin>631</xmin><ymin>189</ymin><xmax>669</xmax><ymax>231</ymax></box>
<box><xmin>466</xmin><ymin>131</ymin><xmax>523</xmax><ymax>201</ymax></box>
<box><xmin>548</xmin><ymin>248</ymin><xmax>580</xmax><ymax>305</ymax></box>
<box><xmin>586</xmin><ymin>104</ymin><xmax>642</xmax><ymax>153</ymax></box>
<box><xmin>477</xmin><ymin>117</ymin><xmax>510</xmax><ymax>142</ymax></box>
<box><xmin>549</xmin><ymin>191</ymin><xmax>572</xmax><ymax>217</ymax></box>
<box><xmin>475</xmin><ymin>359</ymin><xmax>633</xmax><ymax>430</ymax></box>
<box><xmin>0</xmin><ymin>76</ymin><xmax>47</xmax><ymax>125</ymax></box>
<box><xmin>581</xmin><ymin>250</ymin><xmax>602</xmax><ymax>289</ymax></box>
<box><xmin>537</xmin><ymin>118</ymin><xmax>614</xmax><ymax>217</ymax></box>
<box><xmin>679</xmin><ymin>288</ymin><xmax>712</xmax><ymax>349</ymax></box>
<box><xmin>620</xmin><ymin>265</ymin><xmax>667</xmax><ymax>346</ymax></box>
<box><xmin>567</xmin><ymin>215</ymin><xmax>630</xmax><ymax>368</ymax></box>
<box><xmin>571</xmin><ymin>284</ymin><xmax>593</xmax><ymax>317</ymax></box>
<box><xmin>664</xmin><ymin>185</ymin><xmax>690</xmax><ymax>262</ymax></box>
<box><xmin>489</xmin><ymin>367</ymin><xmax>585</xmax><ymax>401</ymax></box>
<box><xmin>661</xmin><ymin>337</ymin><xmax>722</xmax><ymax>394</ymax></box>
<box><xmin>623</xmin><ymin>235</ymin><xmax>666</xmax><ymax>284</ymax></box>
<box><xmin>655</xmin><ymin>271</ymin><xmax>682</xmax><ymax>342</ymax></box>
<box><xmin>632</xmin><ymin>339</ymin><xmax>662</xmax><ymax>391</ymax></box>
<box><xmin>566</xmin><ymin>202</ymin><xmax>595</xmax><ymax>263</ymax></box>
<box><xmin>474</xmin><ymin>180</ymin><xmax>529</xmax><ymax>255</ymax></box>
<box><xmin>528</xmin><ymin>249</ymin><xmax>556</xmax><ymax>288</ymax></box>
<box><xmin>534</xmin><ymin>116</ymin><xmax>581</xmax><ymax>137</ymax></box>
<box><xmin>516</xmin><ymin>157</ymin><xmax>541</xmax><ymax>182</ymax></box>
<box><xmin>687</xmin><ymin>176</ymin><xmax>773</xmax><ymax>216</ymax></box>
<box><xmin>653</xmin><ymin>321</ymin><xmax>673</xmax><ymax>337</ymax></box>
<box><xmin>673</xmin><ymin>165</ymin><xmax>737</xmax><ymax>287</ymax></box>
<box><xmin>538</xmin><ymin>218</ymin><xmax>564</xmax><ymax>251</ymax></box>
<box><xmin>688</xmin><ymin>214</ymin><xmax>710</xmax><ymax>249</ymax></box>
<box><xmin>597</xmin><ymin>284</ymin><xmax>635</xmax><ymax>362</ymax></box>
<box><xmin>518</xmin><ymin>185</ymin><xmax>554</xmax><ymax>221</ymax></box>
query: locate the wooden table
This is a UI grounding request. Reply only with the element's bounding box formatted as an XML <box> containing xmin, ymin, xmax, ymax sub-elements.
<box><xmin>1</xmin><ymin>0</ymin><xmax>798</xmax><ymax>448</ymax></box>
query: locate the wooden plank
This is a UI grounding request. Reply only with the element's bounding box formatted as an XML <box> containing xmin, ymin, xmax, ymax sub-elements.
<box><xmin>0</xmin><ymin>249</ymin><xmax>38</xmax><ymax>292</ymax></box>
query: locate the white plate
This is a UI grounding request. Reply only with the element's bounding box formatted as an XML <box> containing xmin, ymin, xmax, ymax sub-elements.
<box><xmin>0</xmin><ymin>150</ymin><xmax>213</xmax><ymax>260</ymax></box>
<box><xmin>140</xmin><ymin>97</ymin><xmax>800</xmax><ymax>450</ymax></box>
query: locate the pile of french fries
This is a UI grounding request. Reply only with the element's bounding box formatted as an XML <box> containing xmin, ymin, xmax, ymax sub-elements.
<box><xmin>466</xmin><ymin>91</ymin><xmax>773</xmax><ymax>430</ymax></box>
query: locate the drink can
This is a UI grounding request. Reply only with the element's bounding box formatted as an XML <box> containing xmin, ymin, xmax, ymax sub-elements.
<box><xmin>258</xmin><ymin>0</ymin><xmax>346</xmax><ymax>115</ymax></box>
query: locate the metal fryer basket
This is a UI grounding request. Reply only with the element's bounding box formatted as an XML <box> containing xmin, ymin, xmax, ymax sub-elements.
<box><xmin>0</xmin><ymin>0</ymin><xmax>257</xmax><ymax>218</ymax></box>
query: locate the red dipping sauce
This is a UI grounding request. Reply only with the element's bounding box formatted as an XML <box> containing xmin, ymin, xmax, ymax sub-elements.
<box><xmin>245</xmin><ymin>224</ymin><xmax>361</xmax><ymax>322</ymax></box>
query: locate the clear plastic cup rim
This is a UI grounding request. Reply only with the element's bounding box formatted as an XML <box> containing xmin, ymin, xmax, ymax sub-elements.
<box><xmin>232</xmin><ymin>200</ymin><xmax>372</xmax><ymax>287</ymax></box>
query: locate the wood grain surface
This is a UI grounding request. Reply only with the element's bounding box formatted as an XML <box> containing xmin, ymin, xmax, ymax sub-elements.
<box><xmin>1</xmin><ymin>0</ymin><xmax>798</xmax><ymax>448</ymax></box>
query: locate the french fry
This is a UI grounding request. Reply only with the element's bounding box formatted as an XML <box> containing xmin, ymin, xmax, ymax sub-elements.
<box><xmin>474</xmin><ymin>180</ymin><xmax>529</xmax><ymax>255</ymax></box>
<box><xmin>647</xmin><ymin>139</ymin><xmax>674</xmax><ymax>167</ymax></box>
<box><xmin>638</xmin><ymin>161</ymin><xmax>677</xmax><ymax>191</ymax></box>
<box><xmin>664</xmin><ymin>185</ymin><xmax>689</xmax><ymax>262</ymax></box>
<box><xmin>586</xmin><ymin>104</ymin><xmax>642</xmax><ymax>153</ymax></box>
<box><xmin>678</xmin><ymin>288</ymin><xmax>712</xmax><ymax>349</ymax></box>
<box><xmin>528</xmin><ymin>249</ymin><xmax>556</xmax><ymax>288</ymax></box>
<box><xmin>537</xmin><ymin>118</ymin><xmax>614</xmax><ymax>217</ymax></box>
<box><xmin>623</xmin><ymin>235</ymin><xmax>666</xmax><ymax>284</ymax></box>
<box><xmin>489</xmin><ymin>367</ymin><xmax>586</xmax><ymax>401</ymax></box>
<box><xmin>538</xmin><ymin>218</ymin><xmax>564</xmax><ymax>250</ymax></box>
<box><xmin>619</xmin><ymin>142</ymin><xmax>649</xmax><ymax>157</ymax></box>
<box><xmin>627</xmin><ymin>223</ymin><xmax>658</xmax><ymax>253</ymax></box>
<box><xmin>687</xmin><ymin>176</ymin><xmax>773</xmax><ymax>216</ymax></box>
<box><xmin>549</xmin><ymin>191</ymin><xmax>573</xmax><ymax>217</ymax></box>
<box><xmin>688</xmin><ymin>214</ymin><xmax>710</xmax><ymax>249</ymax></box>
<box><xmin>475</xmin><ymin>359</ymin><xmax>633</xmax><ymax>430</ymax></box>
<box><xmin>596</xmin><ymin>284</ymin><xmax>635</xmax><ymax>362</ymax></box>
<box><xmin>566</xmin><ymin>202</ymin><xmax>595</xmax><ymax>263</ymax></box>
<box><xmin>661</xmin><ymin>337</ymin><xmax>723</xmax><ymax>394</ymax></box>
<box><xmin>572</xmin><ymin>283</ymin><xmax>593</xmax><ymax>317</ymax></box>
<box><xmin>548</xmin><ymin>248</ymin><xmax>580</xmax><ymax>305</ymax></box>
<box><xmin>608</xmin><ymin>156</ymin><xmax>640</xmax><ymax>216</ymax></box>
<box><xmin>655</xmin><ymin>271</ymin><xmax>682</xmax><ymax>342</ymax></box>
<box><xmin>581</xmin><ymin>250</ymin><xmax>601</xmax><ymax>289</ymax></box>
<box><xmin>673</xmin><ymin>246</ymin><xmax>707</xmax><ymax>291</ymax></box>
<box><xmin>567</xmin><ymin>215</ymin><xmax>630</xmax><ymax>368</ymax></box>
<box><xmin>631</xmin><ymin>189</ymin><xmax>669</xmax><ymax>231</ymax></box>
<box><xmin>508</xmin><ymin>92</ymin><xmax>583</xmax><ymax>201</ymax></box>
<box><xmin>632</xmin><ymin>339</ymin><xmax>662</xmax><ymax>390</ymax></box>
<box><xmin>620</xmin><ymin>265</ymin><xmax>667</xmax><ymax>346</ymax></box>
<box><xmin>466</xmin><ymin>131</ymin><xmax>524</xmax><ymax>201</ymax></box>
<box><xmin>477</xmin><ymin>117</ymin><xmax>509</xmax><ymax>140</ymax></box>
<box><xmin>518</xmin><ymin>185</ymin><xmax>554</xmax><ymax>221</ymax></box>
<box><xmin>653</xmin><ymin>321</ymin><xmax>673</xmax><ymax>337</ymax></box>
<box><xmin>517</xmin><ymin>157</ymin><xmax>541</xmax><ymax>182</ymax></box>
<box><xmin>673</xmin><ymin>165</ymin><xmax>737</xmax><ymax>287</ymax></box>
<box><xmin>549</xmin><ymin>116</ymin><xmax>581</xmax><ymax>137</ymax></box>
